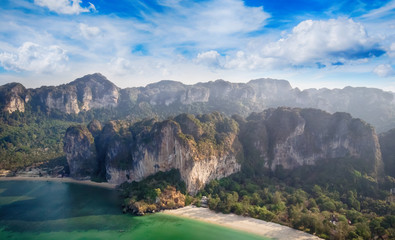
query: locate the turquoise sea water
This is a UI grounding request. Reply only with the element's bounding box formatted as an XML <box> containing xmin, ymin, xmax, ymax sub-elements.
<box><xmin>0</xmin><ymin>180</ymin><xmax>269</xmax><ymax>240</ymax></box>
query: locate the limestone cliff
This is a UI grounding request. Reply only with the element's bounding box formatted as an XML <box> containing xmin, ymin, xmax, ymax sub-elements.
<box><xmin>0</xmin><ymin>83</ymin><xmax>27</xmax><ymax>113</ymax></box>
<box><xmin>63</xmin><ymin>125</ymin><xmax>98</xmax><ymax>178</ymax></box>
<box><xmin>239</xmin><ymin>108</ymin><xmax>382</xmax><ymax>175</ymax></box>
<box><xmin>70</xmin><ymin>73</ymin><xmax>119</xmax><ymax>111</ymax></box>
<box><xmin>65</xmin><ymin>113</ymin><xmax>242</xmax><ymax>194</ymax></box>
<box><xmin>29</xmin><ymin>73</ymin><xmax>119</xmax><ymax>114</ymax></box>
<box><xmin>64</xmin><ymin>109</ymin><xmax>383</xmax><ymax>193</ymax></box>
<box><xmin>379</xmin><ymin>128</ymin><xmax>395</xmax><ymax>177</ymax></box>
<box><xmin>0</xmin><ymin>73</ymin><xmax>119</xmax><ymax>115</ymax></box>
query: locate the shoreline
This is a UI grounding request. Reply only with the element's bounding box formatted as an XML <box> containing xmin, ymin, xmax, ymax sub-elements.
<box><xmin>0</xmin><ymin>176</ymin><xmax>117</xmax><ymax>189</ymax></box>
<box><xmin>0</xmin><ymin>177</ymin><xmax>321</xmax><ymax>239</ymax></box>
<box><xmin>163</xmin><ymin>205</ymin><xmax>322</xmax><ymax>240</ymax></box>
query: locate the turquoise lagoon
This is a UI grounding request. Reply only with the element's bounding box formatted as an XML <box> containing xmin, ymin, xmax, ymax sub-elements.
<box><xmin>0</xmin><ymin>180</ymin><xmax>269</xmax><ymax>240</ymax></box>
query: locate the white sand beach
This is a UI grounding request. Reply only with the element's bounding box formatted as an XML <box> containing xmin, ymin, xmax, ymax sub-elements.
<box><xmin>0</xmin><ymin>176</ymin><xmax>116</xmax><ymax>189</ymax></box>
<box><xmin>163</xmin><ymin>205</ymin><xmax>322</xmax><ymax>240</ymax></box>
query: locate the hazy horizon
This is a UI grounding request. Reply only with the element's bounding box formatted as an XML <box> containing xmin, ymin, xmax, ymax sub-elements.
<box><xmin>3</xmin><ymin>72</ymin><xmax>395</xmax><ymax>93</ymax></box>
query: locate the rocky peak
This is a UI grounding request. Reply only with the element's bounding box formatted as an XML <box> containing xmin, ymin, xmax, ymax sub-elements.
<box><xmin>87</xmin><ymin>119</ymin><xmax>102</xmax><ymax>137</ymax></box>
<box><xmin>0</xmin><ymin>82</ymin><xmax>27</xmax><ymax>113</ymax></box>
<box><xmin>140</xmin><ymin>80</ymin><xmax>187</xmax><ymax>106</ymax></box>
<box><xmin>247</xmin><ymin>78</ymin><xmax>293</xmax><ymax>90</ymax></box>
<box><xmin>69</xmin><ymin>73</ymin><xmax>120</xmax><ymax>111</ymax></box>
<box><xmin>145</xmin><ymin>80</ymin><xmax>185</xmax><ymax>90</ymax></box>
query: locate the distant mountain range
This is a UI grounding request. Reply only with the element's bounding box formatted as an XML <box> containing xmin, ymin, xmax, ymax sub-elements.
<box><xmin>1</xmin><ymin>73</ymin><xmax>394</xmax><ymax>133</ymax></box>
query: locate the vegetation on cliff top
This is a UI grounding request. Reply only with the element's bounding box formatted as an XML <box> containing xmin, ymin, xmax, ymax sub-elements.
<box><xmin>119</xmin><ymin>169</ymin><xmax>190</xmax><ymax>215</ymax></box>
<box><xmin>173</xmin><ymin>112</ymin><xmax>240</xmax><ymax>159</ymax></box>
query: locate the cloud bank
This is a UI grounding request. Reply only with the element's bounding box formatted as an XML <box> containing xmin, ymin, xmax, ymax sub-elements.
<box><xmin>198</xmin><ymin>18</ymin><xmax>385</xmax><ymax>71</ymax></box>
<box><xmin>0</xmin><ymin>0</ymin><xmax>394</xmax><ymax>89</ymax></box>
<box><xmin>0</xmin><ymin>42</ymin><xmax>68</xmax><ymax>73</ymax></box>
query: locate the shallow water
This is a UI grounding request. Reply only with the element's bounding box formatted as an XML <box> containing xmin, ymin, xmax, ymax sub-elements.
<box><xmin>0</xmin><ymin>180</ymin><xmax>268</xmax><ymax>240</ymax></box>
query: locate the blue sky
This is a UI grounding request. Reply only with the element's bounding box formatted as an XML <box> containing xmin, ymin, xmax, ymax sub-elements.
<box><xmin>0</xmin><ymin>0</ymin><xmax>394</xmax><ymax>90</ymax></box>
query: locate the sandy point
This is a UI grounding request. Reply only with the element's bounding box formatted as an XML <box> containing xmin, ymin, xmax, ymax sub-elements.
<box><xmin>163</xmin><ymin>205</ymin><xmax>322</xmax><ymax>240</ymax></box>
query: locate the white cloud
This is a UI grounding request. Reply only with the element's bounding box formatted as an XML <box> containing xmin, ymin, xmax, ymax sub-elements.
<box><xmin>0</xmin><ymin>42</ymin><xmax>68</xmax><ymax>73</ymax></box>
<box><xmin>79</xmin><ymin>23</ymin><xmax>101</xmax><ymax>39</ymax></box>
<box><xmin>150</xmin><ymin>0</ymin><xmax>270</xmax><ymax>49</ymax></box>
<box><xmin>191</xmin><ymin>0</ymin><xmax>269</xmax><ymax>35</ymax></box>
<box><xmin>109</xmin><ymin>57</ymin><xmax>133</xmax><ymax>76</ymax></box>
<box><xmin>196</xmin><ymin>50</ymin><xmax>223</xmax><ymax>68</ymax></box>
<box><xmin>373</xmin><ymin>64</ymin><xmax>395</xmax><ymax>77</ymax></box>
<box><xmin>34</xmin><ymin>0</ymin><xmax>95</xmax><ymax>15</ymax></box>
<box><xmin>215</xmin><ymin>18</ymin><xmax>384</xmax><ymax>71</ymax></box>
<box><xmin>262</xmin><ymin>18</ymin><xmax>382</xmax><ymax>65</ymax></box>
<box><xmin>223</xmin><ymin>50</ymin><xmax>276</xmax><ymax>70</ymax></box>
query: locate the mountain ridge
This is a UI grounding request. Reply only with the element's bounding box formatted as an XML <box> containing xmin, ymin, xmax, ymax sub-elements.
<box><xmin>1</xmin><ymin>73</ymin><xmax>395</xmax><ymax>132</ymax></box>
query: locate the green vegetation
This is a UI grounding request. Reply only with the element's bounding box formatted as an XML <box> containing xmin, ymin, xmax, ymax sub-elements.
<box><xmin>119</xmin><ymin>169</ymin><xmax>190</xmax><ymax>215</ymax></box>
<box><xmin>1</xmin><ymin>105</ymin><xmax>395</xmax><ymax>239</ymax></box>
<box><xmin>200</xmin><ymin>159</ymin><xmax>395</xmax><ymax>239</ymax></box>
<box><xmin>0</xmin><ymin>110</ymin><xmax>75</xmax><ymax>170</ymax></box>
<box><xmin>173</xmin><ymin>112</ymin><xmax>239</xmax><ymax>157</ymax></box>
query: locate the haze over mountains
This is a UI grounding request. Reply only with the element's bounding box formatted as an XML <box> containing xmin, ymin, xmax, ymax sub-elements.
<box><xmin>1</xmin><ymin>73</ymin><xmax>394</xmax><ymax>133</ymax></box>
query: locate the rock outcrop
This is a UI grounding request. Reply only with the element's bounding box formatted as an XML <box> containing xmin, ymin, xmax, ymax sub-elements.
<box><xmin>239</xmin><ymin>108</ymin><xmax>383</xmax><ymax>175</ymax></box>
<box><xmin>0</xmin><ymin>83</ymin><xmax>27</xmax><ymax>113</ymax></box>
<box><xmin>63</xmin><ymin>125</ymin><xmax>98</xmax><ymax>178</ymax></box>
<box><xmin>29</xmin><ymin>73</ymin><xmax>119</xmax><ymax>114</ymax></box>
<box><xmin>64</xmin><ymin>113</ymin><xmax>242</xmax><ymax>194</ymax></box>
<box><xmin>0</xmin><ymin>73</ymin><xmax>119</xmax><ymax>115</ymax></box>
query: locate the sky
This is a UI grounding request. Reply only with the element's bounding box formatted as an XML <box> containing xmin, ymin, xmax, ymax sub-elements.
<box><xmin>0</xmin><ymin>0</ymin><xmax>394</xmax><ymax>91</ymax></box>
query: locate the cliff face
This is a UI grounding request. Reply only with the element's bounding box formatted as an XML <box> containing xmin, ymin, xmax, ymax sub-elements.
<box><xmin>65</xmin><ymin>113</ymin><xmax>242</xmax><ymax>194</ymax></box>
<box><xmin>63</xmin><ymin>125</ymin><xmax>98</xmax><ymax>178</ymax></box>
<box><xmin>30</xmin><ymin>73</ymin><xmax>119</xmax><ymax>114</ymax></box>
<box><xmin>0</xmin><ymin>83</ymin><xmax>27</xmax><ymax>113</ymax></box>
<box><xmin>37</xmin><ymin>85</ymin><xmax>80</xmax><ymax>114</ymax></box>
<box><xmin>0</xmin><ymin>73</ymin><xmax>119</xmax><ymax>115</ymax></box>
<box><xmin>239</xmin><ymin>108</ymin><xmax>382</xmax><ymax>175</ymax></box>
<box><xmin>70</xmin><ymin>73</ymin><xmax>120</xmax><ymax>111</ymax></box>
<box><xmin>379</xmin><ymin>128</ymin><xmax>395</xmax><ymax>178</ymax></box>
<box><xmin>63</xmin><ymin>109</ymin><xmax>382</xmax><ymax>193</ymax></box>
<box><xmin>104</xmin><ymin>120</ymin><xmax>240</xmax><ymax>194</ymax></box>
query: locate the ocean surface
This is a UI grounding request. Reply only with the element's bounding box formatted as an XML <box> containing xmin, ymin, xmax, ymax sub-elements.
<box><xmin>0</xmin><ymin>180</ymin><xmax>268</xmax><ymax>240</ymax></box>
